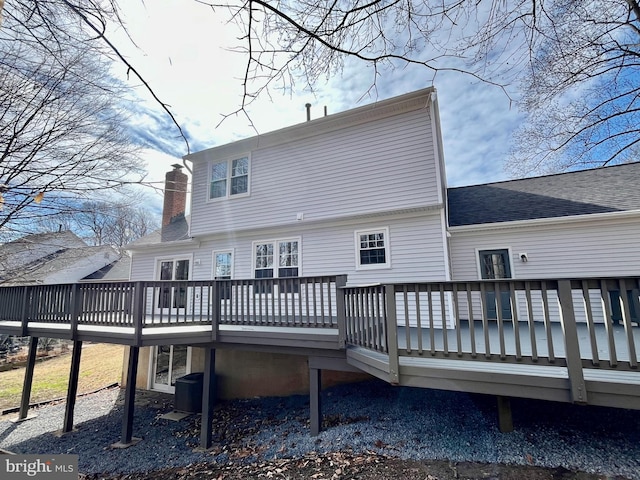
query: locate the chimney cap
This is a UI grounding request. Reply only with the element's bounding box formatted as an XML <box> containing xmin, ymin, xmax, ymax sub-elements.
<box><xmin>171</xmin><ymin>163</ymin><xmax>183</xmax><ymax>170</ymax></box>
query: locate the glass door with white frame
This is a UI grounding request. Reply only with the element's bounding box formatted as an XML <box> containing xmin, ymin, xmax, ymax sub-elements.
<box><xmin>151</xmin><ymin>344</ymin><xmax>190</xmax><ymax>392</ymax></box>
<box><xmin>157</xmin><ymin>258</ymin><xmax>190</xmax><ymax>315</ymax></box>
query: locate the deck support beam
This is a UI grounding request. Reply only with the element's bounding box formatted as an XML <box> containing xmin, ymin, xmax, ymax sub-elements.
<box><xmin>200</xmin><ymin>347</ymin><xmax>217</xmax><ymax>449</ymax></box>
<box><xmin>113</xmin><ymin>346</ymin><xmax>140</xmax><ymax>448</ymax></box>
<box><xmin>62</xmin><ymin>341</ymin><xmax>83</xmax><ymax>433</ymax></box>
<box><xmin>309</xmin><ymin>366</ymin><xmax>322</xmax><ymax>436</ymax></box>
<box><xmin>496</xmin><ymin>396</ymin><xmax>513</xmax><ymax>433</ymax></box>
<box><xmin>18</xmin><ymin>336</ymin><xmax>39</xmax><ymax>421</ymax></box>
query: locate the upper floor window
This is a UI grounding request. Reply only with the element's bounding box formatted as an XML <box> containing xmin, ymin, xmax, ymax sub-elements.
<box><xmin>355</xmin><ymin>227</ymin><xmax>390</xmax><ymax>269</ymax></box>
<box><xmin>209</xmin><ymin>156</ymin><xmax>249</xmax><ymax>199</ymax></box>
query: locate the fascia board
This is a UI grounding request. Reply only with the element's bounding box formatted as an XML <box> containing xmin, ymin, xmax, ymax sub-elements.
<box><xmin>449</xmin><ymin>209</ymin><xmax>640</xmax><ymax>233</ymax></box>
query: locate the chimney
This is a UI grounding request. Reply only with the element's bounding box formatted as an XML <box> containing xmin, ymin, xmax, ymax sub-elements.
<box><xmin>162</xmin><ymin>164</ymin><xmax>188</xmax><ymax>227</ymax></box>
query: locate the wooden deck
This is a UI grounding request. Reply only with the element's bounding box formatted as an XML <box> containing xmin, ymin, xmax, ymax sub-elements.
<box><xmin>1</xmin><ymin>275</ymin><xmax>639</xmax><ymax>448</ymax></box>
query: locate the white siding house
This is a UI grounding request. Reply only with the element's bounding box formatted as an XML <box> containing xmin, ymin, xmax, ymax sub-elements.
<box><xmin>126</xmin><ymin>87</ymin><xmax>640</xmax><ymax>395</ymax></box>
<box><xmin>130</xmin><ymin>88</ymin><xmax>451</xmax><ymax>287</ymax></box>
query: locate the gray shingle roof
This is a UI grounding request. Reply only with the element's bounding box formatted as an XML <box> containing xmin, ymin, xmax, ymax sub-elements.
<box><xmin>447</xmin><ymin>162</ymin><xmax>640</xmax><ymax>227</ymax></box>
<box><xmin>125</xmin><ymin>215</ymin><xmax>190</xmax><ymax>248</ymax></box>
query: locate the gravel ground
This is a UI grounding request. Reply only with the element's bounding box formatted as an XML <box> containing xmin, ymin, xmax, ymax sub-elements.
<box><xmin>1</xmin><ymin>379</ymin><xmax>639</xmax><ymax>479</ymax></box>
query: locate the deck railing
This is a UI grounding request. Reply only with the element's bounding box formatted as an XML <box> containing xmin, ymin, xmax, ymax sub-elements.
<box><xmin>1</xmin><ymin>275</ymin><xmax>639</xmax><ymax>377</ymax></box>
<box><xmin>344</xmin><ymin>277</ymin><xmax>640</xmax><ymax>373</ymax></box>
<box><xmin>0</xmin><ymin>276</ymin><xmax>346</xmax><ymax>342</ymax></box>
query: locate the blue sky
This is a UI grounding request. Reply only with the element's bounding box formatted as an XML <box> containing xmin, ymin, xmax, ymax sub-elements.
<box><xmin>113</xmin><ymin>1</ymin><xmax>525</xmax><ymax>211</ymax></box>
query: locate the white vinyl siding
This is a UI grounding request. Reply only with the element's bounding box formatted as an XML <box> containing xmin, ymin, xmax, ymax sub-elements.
<box><xmin>449</xmin><ymin>215</ymin><xmax>640</xmax><ymax>324</ymax></box>
<box><xmin>130</xmin><ymin>212</ymin><xmax>446</xmax><ymax>285</ymax></box>
<box><xmin>355</xmin><ymin>227</ymin><xmax>390</xmax><ymax>270</ymax></box>
<box><xmin>450</xmin><ymin>216</ymin><xmax>640</xmax><ymax>281</ymax></box>
<box><xmin>190</xmin><ymin>109</ymin><xmax>438</xmax><ymax>236</ymax></box>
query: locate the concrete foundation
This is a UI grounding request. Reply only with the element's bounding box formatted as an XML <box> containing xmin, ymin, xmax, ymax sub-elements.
<box><xmin>126</xmin><ymin>346</ymin><xmax>368</xmax><ymax>399</ymax></box>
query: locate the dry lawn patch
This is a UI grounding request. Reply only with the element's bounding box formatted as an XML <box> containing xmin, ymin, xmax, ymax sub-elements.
<box><xmin>0</xmin><ymin>343</ymin><xmax>124</xmax><ymax>411</ymax></box>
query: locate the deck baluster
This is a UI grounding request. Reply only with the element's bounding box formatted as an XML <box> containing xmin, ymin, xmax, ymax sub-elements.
<box><xmin>452</xmin><ymin>283</ymin><xmax>461</xmax><ymax>357</ymax></box>
<box><xmin>466</xmin><ymin>284</ymin><xmax>477</xmax><ymax>358</ymax></box>
<box><xmin>427</xmin><ymin>284</ymin><xmax>435</xmax><ymax>355</ymax></box>
<box><xmin>525</xmin><ymin>282</ymin><xmax>538</xmax><ymax>362</ymax></box>
<box><xmin>385</xmin><ymin>284</ymin><xmax>399</xmax><ymax>384</ymax></box>
<box><xmin>495</xmin><ymin>281</ymin><xmax>506</xmax><ymax>359</ymax></box>
<box><xmin>403</xmin><ymin>286</ymin><xmax>411</xmax><ymax>354</ymax></box>
<box><xmin>439</xmin><ymin>284</ymin><xmax>449</xmax><ymax>356</ymax></box>
<box><xmin>415</xmin><ymin>288</ymin><xmax>423</xmax><ymax>355</ymax></box>
<box><xmin>581</xmin><ymin>280</ymin><xmax>600</xmax><ymax>366</ymax></box>
<box><xmin>619</xmin><ymin>279</ymin><xmax>638</xmax><ymax>368</ymax></box>
<box><xmin>480</xmin><ymin>283</ymin><xmax>491</xmax><ymax>358</ymax></box>
<box><xmin>510</xmin><ymin>283</ymin><xmax>521</xmax><ymax>360</ymax></box>
<box><xmin>541</xmin><ymin>282</ymin><xmax>555</xmax><ymax>362</ymax></box>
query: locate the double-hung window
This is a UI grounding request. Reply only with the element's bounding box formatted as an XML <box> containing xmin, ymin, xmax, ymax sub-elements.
<box><xmin>355</xmin><ymin>227</ymin><xmax>390</xmax><ymax>269</ymax></box>
<box><xmin>209</xmin><ymin>156</ymin><xmax>249</xmax><ymax>199</ymax></box>
<box><xmin>254</xmin><ymin>239</ymin><xmax>300</xmax><ymax>293</ymax></box>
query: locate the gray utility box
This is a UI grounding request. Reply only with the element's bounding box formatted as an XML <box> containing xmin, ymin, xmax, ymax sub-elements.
<box><xmin>174</xmin><ymin>372</ymin><xmax>204</xmax><ymax>413</ymax></box>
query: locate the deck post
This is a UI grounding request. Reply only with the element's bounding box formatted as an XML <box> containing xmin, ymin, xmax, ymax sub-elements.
<box><xmin>18</xmin><ymin>336</ymin><xmax>39</xmax><ymax>420</ymax></box>
<box><xmin>20</xmin><ymin>286</ymin><xmax>30</xmax><ymax>337</ymax></box>
<box><xmin>115</xmin><ymin>345</ymin><xmax>140</xmax><ymax>447</ymax></box>
<box><xmin>335</xmin><ymin>275</ymin><xmax>347</xmax><ymax>348</ymax></box>
<box><xmin>309</xmin><ymin>365</ymin><xmax>322</xmax><ymax>436</ymax></box>
<box><xmin>211</xmin><ymin>282</ymin><xmax>219</xmax><ymax>341</ymax></box>
<box><xmin>69</xmin><ymin>284</ymin><xmax>81</xmax><ymax>342</ymax></box>
<box><xmin>200</xmin><ymin>347</ymin><xmax>217</xmax><ymax>449</ymax></box>
<box><xmin>62</xmin><ymin>340</ymin><xmax>83</xmax><ymax>433</ymax></box>
<box><xmin>132</xmin><ymin>282</ymin><xmax>144</xmax><ymax>346</ymax></box>
<box><xmin>557</xmin><ymin>280</ymin><xmax>587</xmax><ymax>404</ymax></box>
<box><xmin>496</xmin><ymin>396</ymin><xmax>513</xmax><ymax>433</ymax></box>
<box><xmin>384</xmin><ymin>284</ymin><xmax>400</xmax><ymax>384</ymax></box>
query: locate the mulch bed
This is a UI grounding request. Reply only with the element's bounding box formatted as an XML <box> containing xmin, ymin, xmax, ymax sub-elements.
<box><xmin>80</xmin><ymin>451</ymin><xmax>612</xmax><ymax>480</ymax></box>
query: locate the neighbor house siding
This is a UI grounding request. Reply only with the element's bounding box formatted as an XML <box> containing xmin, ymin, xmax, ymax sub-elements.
<box><xmin>189</xmin><ymin>109</ymin><xmax>438</xmax><ymax>237</ymax></box>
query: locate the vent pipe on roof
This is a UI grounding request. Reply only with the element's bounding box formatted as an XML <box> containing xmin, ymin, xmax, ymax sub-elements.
<box><xmin>305</xmin><ymin>103</ymin><xmax>311</xmax><ymax>121</ymax></box>
<box><xmin>324</xmin><ymin>106</ymin><xmax>327</xmax><ymax>116</ymax></box>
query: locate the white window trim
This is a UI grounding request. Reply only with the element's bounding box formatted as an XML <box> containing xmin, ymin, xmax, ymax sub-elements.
<box><xmin>212</xmin><ymin>249</ymin><xmax>235</xmax><ymax>279</ymax></box>
<box><xmin>252</xmin><ymin>237</ymin><xmax>302</xmax><ymax>278</ymax></box>
<box><xmin>354</xmin><ymin>227</ymin><xmax>391</xmax><ymax>270</ymax></box>
<box><xmin>475</xmin><ymin>247</ymin><xmax>514</xmax><ymax>280</ymax></box>
<box><xmin>207</xmin><ymin>154</ymin><xmax>251</xmax><ymax>201</ymax></box>
<box><xmin>153</xmin><ymin>254</ymin><xmax>193</xmax><ymax>280</ymax></box>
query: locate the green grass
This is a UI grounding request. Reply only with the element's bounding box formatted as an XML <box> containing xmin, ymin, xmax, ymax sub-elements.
<box><xmin>0</xmin><ymin>343</ymin><xmax>125</xmax><ymax>411</ymax></box>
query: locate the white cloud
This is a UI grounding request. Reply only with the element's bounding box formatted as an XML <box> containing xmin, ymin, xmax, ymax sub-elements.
<box><xmin>113</xmin><ymin>2</ymin><xmax>525</xmax><ymax>191</ymax></box>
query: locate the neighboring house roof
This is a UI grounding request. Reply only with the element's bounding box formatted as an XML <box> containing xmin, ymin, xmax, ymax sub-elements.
<box><xmin>1</xmin><ymin>245</ymin><xmax>120</xmax><ymax>286</ymax></box>
<box><xmin>80</xmin><ymin>255</ymin><xmax>131</xmax><ymax>282</ymax></box>
<box><xmin>0</xmin><ymin>231</ymin><xmax>122</xmax><ymax>286</ymax></box>
<box><xmin>447</xmin><ymin>162</ymin><xmax>640</xmax><ymax>227</ymax></box>
<box><xmin>0</xmin><ymin>230</ymin><xmax>87</xmax><ymax>276</ymax></box>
